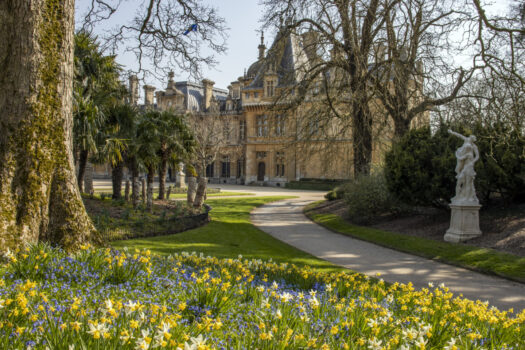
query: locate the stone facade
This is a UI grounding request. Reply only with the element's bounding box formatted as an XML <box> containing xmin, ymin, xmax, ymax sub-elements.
<box><xmin>115</xmin><ymin>29</ymin><xmax>428</xmax><ymax>187</ymax></box>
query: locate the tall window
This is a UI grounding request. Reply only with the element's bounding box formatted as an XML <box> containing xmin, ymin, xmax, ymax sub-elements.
<box><xmin>223</xmin><ymin>121</ymin><xmax>231</xmax><ymax>142</ymax></box>
<box><xmin>239</xmin><ymin>120</ymin><xmax>246</xmax><ymax>141</ymax></box>
<box><xmin>275</xmin><ymin>114</ymin><xmax>285</xmax><ymax>136</ymax></box>
<box><xmin>275</xmin><ymin>152</ymin><xmax>285</xmax><ymax>177</ymax></box>
<box><xmin>221</xmin><ymin>156</ymin><xmax>230</xmax><ymax>178</ymax></box>
<box><xmin>206</xmin><ymin>162</ymin><xmax>214</xmax><ymax>178</ymax></box>
<box><xmin>256</xmin><ymin>115</ymin><xmax>268</xmax><ymax>137</ymax></box>
<box><xmin>266</xmin><ymin>80</ymin><xmax>275</xmax><ymax>97</ymax></box>
<box><xmin>236</xmin><ymin>158</ymin><xmax>244</xmax><ymax>178</ymax></box>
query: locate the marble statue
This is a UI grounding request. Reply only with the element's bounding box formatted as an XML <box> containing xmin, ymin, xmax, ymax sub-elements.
<box><xmin>448</xmin><ymin>129</ymin><xmax>479</xmax><ymax>205</ymax></box>
<box><xmin>444</xmin><ymin>130</ymin><xmax>482</xmax><ymax>242</ymax></box>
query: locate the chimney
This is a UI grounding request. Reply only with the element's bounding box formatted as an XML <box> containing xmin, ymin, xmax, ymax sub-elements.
<box><xmin>231</xmin><ymin>81</ymin><xmax>240</xmax><ymax>99</ymax></box>
<box><xmin>167</xmin><ymin>71</ymin><xmax>176</xmax><ymax>90</ymax></box>
<box><xmin>202</xmin><ymin>79</ymin><xmax>215</xmax><ymax>111</ymax></box>
<box><xmin>301</xmin><ymin>31</ymin><xmax>318</xmax><ymax>59</ymax></box>
<box><xmin>129</xmin><ymin>75</ymin><xmax>139</xmax><ymax>105</ymax></box>
<box><xmin>143</xmin><ymin>85</ymin><xmax>156</xmax><ymax>106</ymax></box>
<box><xmin>258</xmin><ymin>32</ymin><xmax>266</xmax><ymax>60</ymax></box>
<box><xmin>227</xmin><ymin>85</ymin><xmax>233</xmax><ymax>97</ymax></box>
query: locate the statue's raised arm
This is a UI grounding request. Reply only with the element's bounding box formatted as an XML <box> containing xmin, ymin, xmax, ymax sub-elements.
<box><xmin>448</xmin><ymin>129</ymin><xmax>467</xmax><ymax>141</ymax></box>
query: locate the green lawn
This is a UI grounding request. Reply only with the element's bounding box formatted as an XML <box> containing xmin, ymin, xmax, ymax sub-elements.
<box><xmin>94</xmin><ymin>189</ymin><xmax>253</xmax><ymax>198</ymax></box>
<box><xmin>112</xmin><ymin>197</ymin><xmax>344</xmax><ymax>273</ymax></box>
<box><xmin>167</xmin><ymin>191</ymin><xmax>253</xmax><ymax>198</ymax></box>
<box><xmin>305</xmin><ymin>201</ymin><xmax>525</xmax><ymax>283</ymax></box>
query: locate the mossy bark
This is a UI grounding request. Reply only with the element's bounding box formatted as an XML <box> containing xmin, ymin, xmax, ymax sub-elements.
<box><xmin>0</xmin><ymin>0</ymin><xmax>98</xmax><ymax>251</ymax></box>
<box><xmin>187</xmin><ymin>177</ymin><xmax>197</xmax><ymax>206</ymax></box>
<box><xmin>193</xmin><ymin>177</ymin><xmax>207</xmax><ymax>208</ymax></box>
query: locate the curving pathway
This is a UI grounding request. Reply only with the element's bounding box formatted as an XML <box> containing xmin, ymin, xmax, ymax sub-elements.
<box><xmin>251</xmin><ymin>196</ymin><xmax>525</xmax><ymax>312</ymax></box>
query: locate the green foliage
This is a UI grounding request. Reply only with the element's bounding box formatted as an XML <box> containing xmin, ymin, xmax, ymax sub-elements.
<box><xmin>385</xmin><ymin>125</ymin><xmax>525</xmax><ymax>207</ymax></box>
<box><xmin>471</xmin><ymin>122</ymin><xmax>525</xmax><ymax>202</ymax></box>
<box><xmin>343</xmin><ymin>172</ymin><xmax>406</xmax><ymax>223</ymax></box>
<box><xmin>73</xmin><ymin>31</ymin><xmax>124</xmax><ymax>158</ymax></box>
<box><xmin>385</xmin><ymin>127</ymin><xmax>459</xmax><ymax>208</ymax></box>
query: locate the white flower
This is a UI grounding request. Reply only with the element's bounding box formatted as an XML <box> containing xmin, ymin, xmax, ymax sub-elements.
<box><xmin>368</xmin><ymin>337</ymin><xmax>382</xmax><ymax>350</ymax></box>
<box><xmin>325</xmin><ymin>283</ymin><xmax>332</xmax><ymax>292</ymax></box>
<box><xmin>271</xmin><ymin>281</ymin><xmax>279</xmax><ymax>290</ymax></box>
<box><xmin>256</xmin><ymin>285</ymin><xmax>265</xmax><ymax>293</ymax></box>
<box><xmin>274</xmin><ymin>309</ymin><xmax>282</xmax><ymax>319</ymax></box>
<box><xmin>367</xmin><ymin>318</ymin><xmax>378</xmax><ymax>328</ymax></box>
<box><xmin>444</xmin><ymin>338</ymin><xmax>457</xmax><ymax>350</ymax></box>
<box><xmin>0</xmin><ymin>299</ymin><xmax>4</xmax><ymax>310</ymax></box>
<box><xmin>124</xmin><ymin>300</ymin><xmax>138</xmax><ymax>315</ymax></box>
<box><xmin>184</xmin><ymin>335</ymin><xmax>206</xmax><ymax>350</ymax></box>
<box><xmin>439</xmin><ymin>282</ymin><xmax>446</xmax><ymax>289</ymax></box>
<box><xmin>386</xmin><ymin>294</ymin><xmax>394</xmax><ymax>303</ymax></box>
<box><xmin>415</xmin><ymin>336</ymin><xmax>428</xmax><ymax>349</ymax></box>
<box><xmin>280</xmin><ymin>292</ymin><xmax>293</xmax><ymax>303</ymax></box>
<box><xmin>87</xmin><ymin>322</ymin><xmax>109</xmax><ymax>338</ymax></box>
<box><xmin>428</xmin><ymin>282</ymin><xmax>434</xmax><ymax>288</ymax></box>
<box><xmin>309</xmin><ymin>296</ymin><xmax>319</xmax><ymax>308</ymax></box>
<box><xmin>402</xmin><ymin>328</ymin><xmax>418</xmax><ymax>341</ymax></box>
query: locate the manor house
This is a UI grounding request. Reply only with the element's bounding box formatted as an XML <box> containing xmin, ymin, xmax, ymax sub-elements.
<box><xmin>121</xmin><ymin>28</ymin><xmax>428</xmax><ymax>186</ymax></box>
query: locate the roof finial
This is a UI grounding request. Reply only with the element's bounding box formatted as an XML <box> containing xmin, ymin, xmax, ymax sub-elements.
<box><xmin>258</xmin><ymin>31</ymin><xmax>266</xmax><ymax>60</ymax></box>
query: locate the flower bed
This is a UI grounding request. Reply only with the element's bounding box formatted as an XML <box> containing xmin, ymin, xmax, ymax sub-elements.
<box><xmin>0</xmin><ymin>244</ymin><xmax>523</xmax><ymax>349</ymax></box>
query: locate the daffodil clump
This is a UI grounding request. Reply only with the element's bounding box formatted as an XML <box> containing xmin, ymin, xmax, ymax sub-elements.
<box><xmin>0</xmin><ymin>244</ymin><xmax>523</xmax><ymax>349</ymax></box>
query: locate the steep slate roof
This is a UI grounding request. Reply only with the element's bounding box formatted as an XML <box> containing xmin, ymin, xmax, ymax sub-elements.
<box><xmin>174</xmin><ymin>81</ymin><xmax>228</xmax><ymax>112</ymax></box>
<box><xmin>246</xmin><ymin>29</ymin><xmax>310</xmax><ymax>90</ymax></box>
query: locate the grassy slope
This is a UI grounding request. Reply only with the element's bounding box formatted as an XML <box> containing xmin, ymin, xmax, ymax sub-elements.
<box><xmin>112</xmin><ymin>197</ymin><xmax>344</xmax><ymax>273</ymax></box>
<box><xmin>305</xmin><ymin>201</ymin><xmax>525</xmax><ymax>283</ymax></box>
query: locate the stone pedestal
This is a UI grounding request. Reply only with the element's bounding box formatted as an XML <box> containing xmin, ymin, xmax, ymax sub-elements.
<box><xmin>445</xmin><ymin>204</ymin><xmax>482</xmax><ymax>243</ymax></box>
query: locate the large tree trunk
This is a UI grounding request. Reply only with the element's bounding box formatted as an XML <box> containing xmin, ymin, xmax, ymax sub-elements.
<box><xmin>0</xmin><ymin>0</ymin><xmax>98</xmax><ymax>251</ymax></box>
<box><xmin>193</xmin><ymin>177</ymin><xmax>207</xmax><ymax>208</ymax></box>
<box><xmin>77</xmin><ymin>149</ymin><xmax>88</xmax><ymax>192</ymax></box>
<box><xmin>187</xmin><ymin>177</ymin><xmax>197</xmax><ymax>206</ymax></box>
<box><xmin>146</xmin><ymin>165</ymin><xmax>154</xmax><ymax>212</ymax></box>
<box><xmin>352</xmin><ymin>105</ymin><xmax>373</xmax><ymax>177</ymax></box>
<box><xmin>158</xmin><ymin>155</ymin><xmax>168</xmax><ymax>200</ymax></box>
<box><xmin>111</xmin><ymin>161</ymin><xmax>124</xmax><ymax>200</ymax></box>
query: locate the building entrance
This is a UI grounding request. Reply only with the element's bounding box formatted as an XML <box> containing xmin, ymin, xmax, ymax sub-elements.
<box><xmin>257</xmin><ymin>162</ymin><xmax>265</xmax><ymax>181</ymax></box>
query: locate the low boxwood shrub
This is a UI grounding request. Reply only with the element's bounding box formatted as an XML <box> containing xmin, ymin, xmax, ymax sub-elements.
<box><xmin>344</xmin><ymin>171</ymin><xmax>406</xmax><ymax>223</ymax></box>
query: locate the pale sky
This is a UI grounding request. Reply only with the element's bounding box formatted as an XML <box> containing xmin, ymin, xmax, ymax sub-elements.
<box><xmin>75</xmin><ymin>1</ymin><xmax>268</xmax><ymax>92</ymax></box>
<box><xmin>75</xmin><ymin>0</ymin><xmax>513</xmax><ymax>96</ymax></box>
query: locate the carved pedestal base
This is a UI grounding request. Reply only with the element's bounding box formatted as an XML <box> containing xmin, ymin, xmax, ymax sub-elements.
<box><xmin>445</xmin><ymin>204</ymin><xmax>482</xmax><ymax>243</ymax></box>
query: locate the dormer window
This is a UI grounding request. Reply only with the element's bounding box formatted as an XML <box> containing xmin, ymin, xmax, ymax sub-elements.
<box><xmin>266</xmin><ymin>80</ymin><xmax>275</xmax><ymax>97</ymax></box>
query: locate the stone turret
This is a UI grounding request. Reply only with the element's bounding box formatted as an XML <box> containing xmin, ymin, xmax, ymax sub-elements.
<box><xmin>143</xmin><ymin>85</ymin><xmax>156</xmax><ymax>106</ymax></box>
<box><xmin>301</xmin><ymin>31</ymin><xmax>318</xmax><ymax>60</ymax></box>
<box><xmin>129</xmin><ymin>75</ymin><xmax>139</xmax><ymax>105</ymax></box>
<box><xmin>258</xmin><ymin>32</ymin><xmax>266</xmax><ymax>60</ymax></box>
<box><xmin>202</xmin><ymin>79</ymin><xmax>215</xmax><ymax>111</ymax></box>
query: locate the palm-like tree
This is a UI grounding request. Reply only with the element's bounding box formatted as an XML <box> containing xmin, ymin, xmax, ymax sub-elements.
<box><xmin>135</xmin><ymin>112</ymin><xmax>161</xmax><ymax>211</ymax></box>
<box><xmin>73</xmin><ymin>31</ymin><xmax>122</xmax><ymax>192</ymax></box>
<box><xmin>156</xmin><ymin>111</ymin><xmax>195</xmax><ymax>200</ymax></box>
<box><xmin>96</xmin><ymin>103</ymin><xmax>138</xmax><ymax>200</ymax></box>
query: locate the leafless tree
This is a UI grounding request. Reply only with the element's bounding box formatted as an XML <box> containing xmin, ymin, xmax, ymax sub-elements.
<box><xmin>79</xmin><ymin>0</ymin><xmax>228</xmax><ymax>79</ymax></box>
<box><xmin>472</xmin><ymin>0</ymin><xmax>525</xmax><ymax>85</ymax></box>
<box><xmin>260</xmin><ymin>0</ymin><xmax>477</xmax><ymax>176</ymax></box>
<box><xmin>187</xmin><ymin>114</ymin><xmax>236</xmax><ymax>207</ymax></box>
